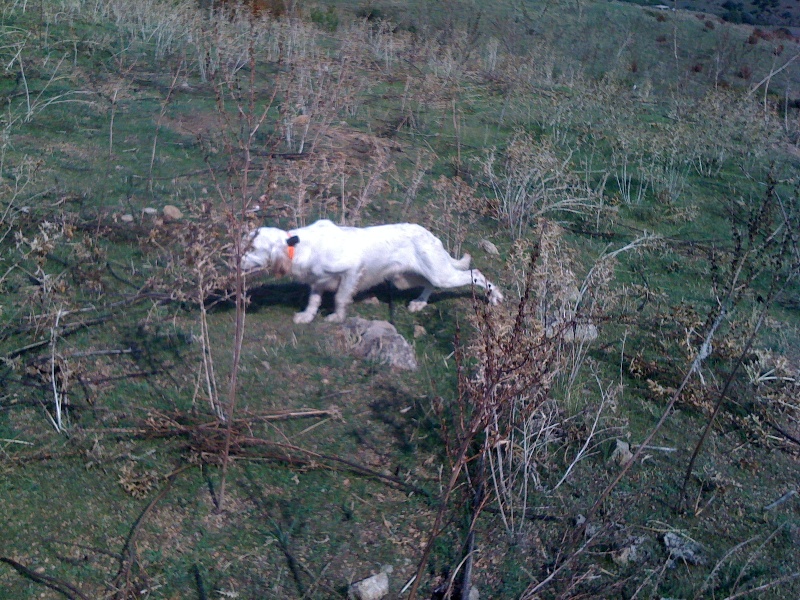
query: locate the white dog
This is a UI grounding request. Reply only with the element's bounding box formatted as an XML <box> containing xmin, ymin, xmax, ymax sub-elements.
<box><xmin>241</xmin><ymin>219</ymin><xmax>503</xmax><ymax>323</ymax></box>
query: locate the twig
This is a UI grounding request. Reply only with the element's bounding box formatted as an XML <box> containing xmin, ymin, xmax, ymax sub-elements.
<box><xmin>148</xmin><ymin>59</ymin><xmax>184</xmax><ymax>192</ymax></box>
<box><xmin>722</xmin><ymin>571</ymin><xmax>800</xmax><ymax>600</ymax></box>
<box><xmin>110</xmin><ymin>466</ymin><xmax>189</xmax><ymax>599</ymax></box>
<box><xmin>577</xmin><ymin>305</ymin><xmax>727</xmax><ymax>536</ymax></box>
<box><xmin>0</xmin><ymin>557</ymin><xmax>90</xmax><ymax>600</ymax></box>
<box><xmin>552</xmin><ymin>374</ymin><xmax>610</xmax><ymax>491</ymax></box>
<box><xmin>50</xmin><ymin>307</ymin><xmax>65</xmax><ymax>432</ymax></box>
<box><xmin>766</xmin><ymin>420</ymin><xmax>800</xmax><ymax>447</ymax></box>
<box><xmin>763</xmin><ymin>490</ymin><xmax>797</xmax><ymax>511</ymax></box>
<box><xmin>239</xmin><ymin>436</ymin><xmax>428</xmax><ymax>496</ymax></box>
<box><xmin>696</xmin><ymin>536</ymin><xmax>758</xmax><ymax>599</ymax></box>
<box><xmin>247</xmin><ymin>408</ymin><xmax>338</xmax><ymax>421</ymax></box>
<box><xmin>520</xmin><ymin>528</ymin><xmax>601</xmax><ymax>599</ymax></box>
<box><xmin>747</xmin><ymin>51</ymin><xmax>800</xmax><ymax>98</ymax></box>
<box><xmin>191</xmin><ymin>564</ymin><xmax>207</xmax><ymax>600</ymax></box>
<box><xmin>632</xmin><ymin>445</ymin><xmax>677</xmax><ymax>453</ymax></box>
<box><xmin>678</xmin><ymin>277</ymin><xmax>789</xmax><ymax>508</ymax></box>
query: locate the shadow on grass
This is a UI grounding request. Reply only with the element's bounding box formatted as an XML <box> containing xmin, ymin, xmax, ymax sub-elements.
<box><xmin>238</xmin><ymin>279</ymin><xmax>484</xmax><ymax>321</ymax></box>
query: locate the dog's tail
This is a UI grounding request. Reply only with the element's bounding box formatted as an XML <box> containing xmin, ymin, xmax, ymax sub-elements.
<box><xmin>452</xmin><ymin>253</ymin><xmax>471</xmax><ymax>270</ymax></box>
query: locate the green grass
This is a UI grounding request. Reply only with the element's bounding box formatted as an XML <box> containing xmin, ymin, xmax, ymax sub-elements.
<box><xmin>1</xmin><ymin>0</ymin><xmax>800</xmax><ymax>598</ymax></box>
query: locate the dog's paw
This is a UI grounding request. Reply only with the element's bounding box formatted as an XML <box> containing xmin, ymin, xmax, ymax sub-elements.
<box><xmin>293</xmin><ymin>311</ymin><xmax>316</xmax><ymax>324</ymax></box>
<box><xmin>325</xmin><ymin>312</ymin><xmax>346</xmax><ymax>323</ymax></box>
<box><xmin>408</xmin><ymin>300</ymin><xmax>428</xmax><ymax>313</ymax></box>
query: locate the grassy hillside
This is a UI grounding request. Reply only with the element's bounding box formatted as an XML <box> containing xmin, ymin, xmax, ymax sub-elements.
<box><xmin>1</xmin><ymin>0</ymin><xmax>799</xmax><ymax>598</ymax></box>
<box><xmin>623</xmin><ymin>0</ymin><xmax>800</xmax><ymax>28</ymax></box>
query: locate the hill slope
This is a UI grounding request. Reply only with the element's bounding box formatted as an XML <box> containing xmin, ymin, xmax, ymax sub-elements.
<box><xmin>0</xmin><ymin>1</ymin><xmax>799</xmax><ymax>598</ymax></box>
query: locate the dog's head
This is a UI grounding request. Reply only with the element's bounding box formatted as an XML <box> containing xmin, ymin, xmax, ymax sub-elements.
<box><xmin>240</xmin><ymin>227</ymin><xmax>293</xmax><ymax>276</ymax></box>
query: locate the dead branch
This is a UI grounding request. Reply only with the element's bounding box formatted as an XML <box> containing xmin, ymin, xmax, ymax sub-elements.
<box><xmin>766</xmin><ymin>420</ymin><xmax>800</xmax><ymax>448</ymax></box>
<box><xmin>110</xmin><ymin>466</ymin><xmax>190</xmax><ymax>599</ymax></box>
<box><xmin>722</xmin><ymin>572</ymin><xmax>800</xmax><ymax>600</ymax></box>
<box><xmin>117</xmin><ymin>411</ymin><xmax>428</xmax><ymax>496</ymax></box>
<box><xmin>237</xmin><ymin>436</ymin><xmax>428</xmax><ymax>496</ymax></box>
<box><xmin>0</xmin><ymin>557</ymin><xmax>90</xmax><ymax>600</ymax></box>
<box><xmin>763</xmin><ymin>490</ymin><xmax>797</xmax><ymax>511</ymax></box>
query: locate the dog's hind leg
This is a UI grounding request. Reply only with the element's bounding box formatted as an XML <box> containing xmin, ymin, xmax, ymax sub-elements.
<box><xmin>425</xmin><ymin>268</ymin><xmax>504</xmax><ymax>305</ymax></box>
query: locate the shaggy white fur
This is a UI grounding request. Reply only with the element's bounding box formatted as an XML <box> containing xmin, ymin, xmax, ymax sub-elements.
<box><xmin>241</xmin><ymin>219</ymin><xmax>503</xmax><ymax>323</ymax></box>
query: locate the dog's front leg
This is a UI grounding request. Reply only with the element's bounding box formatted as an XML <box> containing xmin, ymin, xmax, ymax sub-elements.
<box><xmin>294</xmin><ymin>287</ymin><xmax>323</xmax><ymax>324</ymax></box>
<box><xmin>326</xmin><ymin>269</ymin><xmax>361</xmax><ymax>323</ymax></box>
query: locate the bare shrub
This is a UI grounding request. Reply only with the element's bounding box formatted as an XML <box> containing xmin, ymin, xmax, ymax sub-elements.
<box><xmin>146</xmin><ymin>204</ymin><xmax>234</xmax><ymax>418</ymax></box>
<box><xmin>679</xmin><ymin>89</ymin><xmax>773</xmax><ymax>176</ymax></box>
<box><xmin>410</xmin><ymin>221</ymin><xmax>650</xmax><ymax>597</ymax></box>
<box><xmin>408</xmin><ymin>231</ymin><xmax>560</xmax><ymax>599</ymax></box>
<box><xmin>272</xmin><ymin>131</ymin><xmax>395</xmax><ymax>226</ymax></box>
<box><xmin>423</xmin><ymin>175</ymin><xmax>480</xmax><ymax>257</ymax></box>
<box><xmin>481</xmin><ymin>132</ymin><xmax>600</xmax><ymax>239</ymax></box>
<box><xmin>344</xmin><ymin>18</ymin><xmax>405</xmax><ymax>72</ymax></box>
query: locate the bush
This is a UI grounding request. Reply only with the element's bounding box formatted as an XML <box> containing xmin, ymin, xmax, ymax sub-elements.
<box><xmin>310</xmin><ymin>6</ymin><xmax>339</xmax><ymax>31</ymax></box>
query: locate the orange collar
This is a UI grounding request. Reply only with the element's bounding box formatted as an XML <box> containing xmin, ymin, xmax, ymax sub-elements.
<box><xmin>286</xmin><ymin>234</ymin><xmax>299</xmax><ymax>260</ymax></box>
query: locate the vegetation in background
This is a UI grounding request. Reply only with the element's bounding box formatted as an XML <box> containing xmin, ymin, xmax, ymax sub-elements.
<box><xmin>1</xmin><ymin>0</ymin><xmax>799</xmax><ymax>598</ymax></box>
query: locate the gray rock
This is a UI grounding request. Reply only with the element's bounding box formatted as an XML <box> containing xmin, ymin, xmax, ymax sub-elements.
<box><xmin>611</xmin><ymin>439</ymin><xmax>633</xmax><ymax>466</ymax></box>
<box><xmin>142</xmin><ymin>207</ymin><xmax>158</xmax><ymax>216</ymax></box>
<box><xmin>342</xmin><ymin>318</ymin><xmax>418</xmax><ymax>371</ymax></box>
<box><xmin>162</xmin><ymin>204</ymin><xmax>183</xmax><ymax>221</ymax></box>
<box><xmin>613</xmin><ymin>536</ymin><xmax>650</xmax><ymax>566</ymax></box>
<box><xmin>663</xmin><ymin>532</ymin><xmax>706</xmax><ymax>567</ymax></box>
<box><xmin>574</xmin><ymin>514</ymin><xmax>600</xmax><ymax>538</ymax></box>
<box><xmin>348</xmin><ymin>572</ymin><xmax>389</xmax><ymax>600</ymax></box>
<box><xmin>479</xmin><ymin>239</ymin><xmax>500</xmax><ymax>256</ymax></box>
<box><xmin>120</xmin><ymin>213</ymin><xmax>134</xmax><ymax>223</ymax></box>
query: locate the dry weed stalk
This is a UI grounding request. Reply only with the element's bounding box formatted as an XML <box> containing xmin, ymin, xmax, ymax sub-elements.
<box><xmin>424</xmin><ymin>175</ymin><xmax>480</xmax><ymax>257</ymax></box>
<box><xmin>408</xmin><ymin>233</ymin><xmax>553</xmax><ymax>600</ymax></box>
<box><xmin>678</xmin><ymin>176</ymin><xmax>800</xmax><ymax>506</ymax></box>
<box><xmin>148</xmin><ymin>212</ymin><xmax>230</xmax><ymax>418</ymax></box>
<box><xmin>487</xmin><ymin>221</ymin><xmax>634</xmax><ymax>538</ymax></box>
<box><xmin>482</xmin><ymin>132</ymin><xmax>601</xmax><ymax>239</ymax></box>
<box><xmin>207</xmin><ymin>34</ymin><xmax>275</xmax><ymax>511</ymax></box>
<box><xmin>411</xmin><ymin>219</ymin><xmax>627</xmax><ymax>598</ymax></box>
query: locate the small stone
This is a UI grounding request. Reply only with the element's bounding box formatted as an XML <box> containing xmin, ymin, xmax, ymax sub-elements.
<box><xmin>142</xmin><ymin>207</ymin><xmax>158</xmax><ymax>216</ymax></box>
<box><xmin>342</xmin><ymin>318</ymin><xmax>417</xmax><ymax>371</ymax></box>
<box><xmin>613</xmin><ymin>536</ymin><xmax>649</xmax><ymax>567</ymax></box>
<box><xmin>120</xmin><ymin>214</ymin><xmax>134</xmax><ymax>223</ymax></box>
<box><xmin>479</xmin><ymin>239</ymin><xmax>500</xmax><ymax>256</ymax></box>
<box><xmin>611</xmin><ymin>439</ymin><xmax>633</xmax><ymax>465</ymax></box>
<box><xmin>413</xmin><ymin>325</ymin><xmax>427</xmax><ymax>338</ymax></box>
<box><xmin>468</xmin><ymin>585</ymin><xmax>480</xmax><ymax>600</ymax></box>
<box><xmin>574</xmin><ymin>514</ymin><xmax>600</xmax><ymax>538</ymax></box>
<box><xmin>348</xmin><ymin>572</ymin><xmax>388</xmax><ymax>600</ymax></box>
<box><xmin>663</xmin><ymin>531</ymin><xmax>706</xmax><ymax>566</ymax></box>
<box><xmin>362</xmin><ymin>296</ymin><xmax>381</xmax><ymax>306</ymax></box>
<box><xmin>163</xmin><ymin>204</ymin><xmax>183</xmax><ymax>221</ymax></box>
